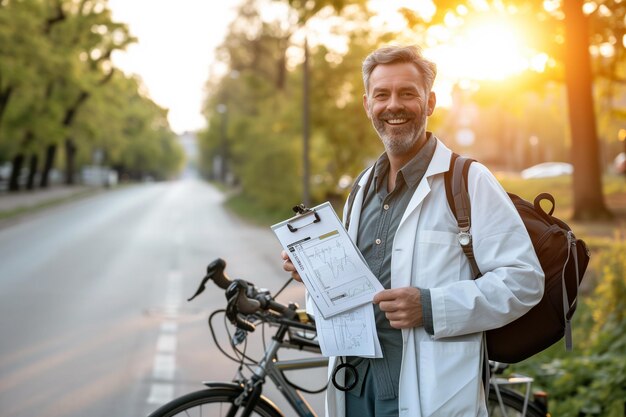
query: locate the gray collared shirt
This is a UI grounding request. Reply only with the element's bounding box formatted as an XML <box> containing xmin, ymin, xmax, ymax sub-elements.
<box><xmin>346</xmin><ymin>134</ymin><xmax>436</xmax><ymax>401</ymax></box>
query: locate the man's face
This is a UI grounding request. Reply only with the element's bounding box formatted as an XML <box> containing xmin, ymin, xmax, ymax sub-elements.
<box><xmin>363</xmin><ymin>62</ymin><xmax>436</xmax><ymax>156</ymax></box>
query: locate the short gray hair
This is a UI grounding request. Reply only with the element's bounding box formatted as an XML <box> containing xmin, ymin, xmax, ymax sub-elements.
<box><xmin>362</xmin><ymin>45</ymin><xmax>437</xmax><ymax>95</ymax></box>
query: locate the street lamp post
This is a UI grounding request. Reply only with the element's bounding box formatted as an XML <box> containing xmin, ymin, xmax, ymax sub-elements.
<box><xmin>302</xmin><ymin>37</ymin><xmax>311</xmax><ymax>207</ymax></box>
<box><xmin>217</xmin><ymin>103</ymin><xmax>228</xmax><ymax>184</ymax></box>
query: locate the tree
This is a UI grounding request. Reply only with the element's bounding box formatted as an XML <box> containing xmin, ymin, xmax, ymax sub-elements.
<box><xmin>562</xmin><ymin>0</ymin><xmax>610</xmax><ymax>219</ymax></box>
<box><xmin>402</xmin><ymin>0</ymin><xmax>620</xmax><ymax>219</ymax></box>
<box><xmin>0</xmin><ymin>0</ymin><xmax>184</xmax><ymax>190</ymax></box>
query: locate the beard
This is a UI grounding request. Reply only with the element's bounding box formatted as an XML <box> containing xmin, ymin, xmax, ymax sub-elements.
<box><xmin>371</xmin><ymin>110</ymin><xmax>427</xmax><ymax>156</ymax></box>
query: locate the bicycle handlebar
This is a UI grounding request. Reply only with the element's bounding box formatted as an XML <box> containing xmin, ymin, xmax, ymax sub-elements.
<box><xmin>189</xmin><ymin>258</ymin><xmax>302</xmax><ymax>332</ymax></box>
<box><xmin>187</xmin><ymin>258</ymin><xmax>232</xmax><ymax>302</ymax></box>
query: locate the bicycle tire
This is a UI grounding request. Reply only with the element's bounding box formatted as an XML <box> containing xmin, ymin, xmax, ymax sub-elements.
<box><xmin>487</xmin><ymin>387</ymin><xmax>546</xmax><ymax>417</ymax></box>
<box><xmin>147</xmin><ymin>387</ymin><xmax>284</xmax><ymax>417</ymax></box>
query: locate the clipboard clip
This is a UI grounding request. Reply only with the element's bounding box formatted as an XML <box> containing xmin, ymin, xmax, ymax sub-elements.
<box><xmin>287</xmin><ymin>204</ymin><xmax>320</xmax><ymax>232</ymax></box>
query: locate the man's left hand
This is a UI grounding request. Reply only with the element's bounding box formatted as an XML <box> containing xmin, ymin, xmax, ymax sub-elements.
<box><xmin>373</xmin><ymin>287</ymin><xmax>423</xmax><ymax>329</ymax></box>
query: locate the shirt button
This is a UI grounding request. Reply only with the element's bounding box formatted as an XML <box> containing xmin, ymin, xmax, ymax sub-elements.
<box><xmin>375</xmin><ymin>238</ymin><xmax>382</xmax><ymax>245</ymax></box>
<box><xmin>383</xmin><ymin>204</ymin><xmax>390</xmax><ymax>210</ymax></box>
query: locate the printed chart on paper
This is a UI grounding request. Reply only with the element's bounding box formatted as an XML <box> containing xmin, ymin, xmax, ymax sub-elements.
<box><xmin>289</xmin><ymin>230</ymin><xmax>376</xmax><ymax>307</ymax></box>
<box><xmin>272</xmin><ymin>202</ymin><xmax>383</xmax><ymax>318</ymax></box>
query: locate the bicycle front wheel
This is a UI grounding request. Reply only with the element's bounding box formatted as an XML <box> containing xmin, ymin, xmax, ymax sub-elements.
<box><xmin>487</xmin><ymin>387</ymin><xmax>546</xmax><ymax>417</ymax></box>
<box><xmin>147</xmin><ymin>387</ymin><xmax>283</xmax><ymax>417</ymax></box>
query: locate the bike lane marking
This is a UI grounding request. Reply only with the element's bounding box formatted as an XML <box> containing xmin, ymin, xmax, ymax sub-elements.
<box><xmin>147</xmin><ymin>268</ymin><xmax>183</xmax><ymax>405</ymax></box>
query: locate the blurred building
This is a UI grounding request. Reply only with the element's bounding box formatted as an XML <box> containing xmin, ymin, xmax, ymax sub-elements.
<box><xmin>177</xmin><ymin>131</ymin><xmax>199</xmax><ymax>178</ymax></box>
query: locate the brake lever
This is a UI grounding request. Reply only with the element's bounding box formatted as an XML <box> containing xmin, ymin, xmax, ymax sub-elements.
<box><xmin>188</xmin><ymin>258</ymin><xmax>230</xmax><ymax>301</ymax></box>
<box><xmin>187</xmin><ymin>275</ymin><xmax>210</xmax><ymax>302</ymax></box>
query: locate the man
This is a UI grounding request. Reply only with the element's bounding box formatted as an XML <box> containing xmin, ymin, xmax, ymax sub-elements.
<box><xmin>282</xmin><ymin>45</ymin><xmax>543</xmax><ymax>417</ymax></box>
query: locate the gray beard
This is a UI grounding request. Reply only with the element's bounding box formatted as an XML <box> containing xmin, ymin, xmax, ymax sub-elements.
<box><xmin>372</xmin><ymin>112</ymin><xmax>427</xmax><ymax>156</ymax></box>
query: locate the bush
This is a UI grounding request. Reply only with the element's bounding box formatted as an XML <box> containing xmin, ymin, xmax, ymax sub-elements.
<box><xmin>512</xmin><ymin>242</ymin><xmax>626</xmax><ymax>416</ymax></box>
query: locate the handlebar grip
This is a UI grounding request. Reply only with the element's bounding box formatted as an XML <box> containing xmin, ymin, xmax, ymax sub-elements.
<box><xmin>206</xmin><ymin>258</ymin><xmax>232</xmax><ymax>289</ymax></box>
<box><xmin>236</xmin><ymin>290</ymin><xmax>261</xmax><ymax>314</ymax></box>
<box><xmin>225</xmin><ymin>280</ymin><xmax>261</xmax><ymax>331</ymax></box>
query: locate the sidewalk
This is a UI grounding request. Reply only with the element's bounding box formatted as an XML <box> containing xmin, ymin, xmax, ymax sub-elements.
<box><xmin>0</xmin><ymin>185</ymin><xmax>94</xmax><ymax>214</ymax></box>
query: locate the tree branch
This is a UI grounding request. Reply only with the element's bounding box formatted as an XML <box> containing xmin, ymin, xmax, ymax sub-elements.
<box><xmin>45</xmin><ymin>0</ymin><xmax>66</xmax><ymax>34</ymax></box>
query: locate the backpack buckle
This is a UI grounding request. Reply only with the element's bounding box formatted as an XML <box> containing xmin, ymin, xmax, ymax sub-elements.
<box><xmin>458</xmin><ymin>230</ymin><xmax>472</xmax><ymax>246</ymax></box>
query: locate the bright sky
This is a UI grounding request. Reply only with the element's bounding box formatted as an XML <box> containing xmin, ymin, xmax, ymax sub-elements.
<box><xmin>108</xmin><ymin>0</ymin><xmax>240</xmax><ymax>134</ymax></box>
<box><xmin>107</xmin><ymin>1</ymin><xmax>545</xmax><ymax>135</ymax></box>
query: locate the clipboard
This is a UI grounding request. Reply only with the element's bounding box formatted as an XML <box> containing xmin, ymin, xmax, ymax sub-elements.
<box><xmin>272</xmin><ymin>202</ymin><xmax>383</xmax><ymax>319</ymax></box>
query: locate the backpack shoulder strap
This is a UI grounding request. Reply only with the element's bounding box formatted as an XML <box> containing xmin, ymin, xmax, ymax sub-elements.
<box><xmin>345</xmin><ymin>165</ymin><xmax>374</xmax><ymax>230</ymax></box>
<box><xmin>446</xmin><ymin>153</ymin><xmax>490</xmax><ymax>392</ymax></box>
<box><xmin>445</xmin><ymin>153</ymin><xmax>481</xmax><ymax>279</ymax></box>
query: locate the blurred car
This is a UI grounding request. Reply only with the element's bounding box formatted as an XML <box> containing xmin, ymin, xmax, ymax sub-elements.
<box><xmin>520</xmin><ymin>162</ymin><xmax>573</xmax><ymax>179</ymax></box>
<box><xmin>614</xmin><ymin>152</ymin><xmax>626</xmax><ymax>174</ymax></box>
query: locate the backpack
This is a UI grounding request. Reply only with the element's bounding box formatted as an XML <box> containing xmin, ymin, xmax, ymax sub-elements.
<box><xmin>445</xmin><ymin>153</ymin><xmax>590</xmax><ymax>363</ymax></box>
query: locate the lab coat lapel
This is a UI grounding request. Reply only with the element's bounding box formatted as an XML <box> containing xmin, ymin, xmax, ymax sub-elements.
<box><xmin>397</xmin><ymin>139</ymin><xmax>452</xmax><ymax>230</ymax></box>
<box><xmin>392</xmin><ymin>140</ymin><xmax>453</xmax><ymax>290</ymax></box>
<box><xmin>346</xmin><ymin>166</ymin><xmax>373</xmax><ymax>241</ymax></box>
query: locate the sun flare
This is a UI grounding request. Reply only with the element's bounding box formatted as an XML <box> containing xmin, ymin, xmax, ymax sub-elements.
<box><xmin>429</xmin><ymin>17</ymin><xmax>537</xmax><ymax>82</ymax></box>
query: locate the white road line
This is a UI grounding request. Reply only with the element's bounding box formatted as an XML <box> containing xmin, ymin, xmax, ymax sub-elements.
<box><xmin>168</xmin><ymin>270</ymin><xmax>183</xmax><ymax>281</ymax></box>
<box><xmin>161</xmin><ymin>321</ymin><xmax>178</xmax><ymax>333</ymax></box>
<box><xmin>156</xmin><ymin>334</ymin><xmax>178</xmax><ymax>353</ymax></box>
<box><xmin>147</xmin><ymin>268</ymin><xmax>182</xmax><ymax>405</ymax></box>
<box><xmin>147</xmin><ymin>383</ymin><xmax>174</xmax><ymax>405</ymax></box>
<box><xmin>153</xmin><ymin>353</ymin><xmax>176</xmax><ymax>380</ymax></box>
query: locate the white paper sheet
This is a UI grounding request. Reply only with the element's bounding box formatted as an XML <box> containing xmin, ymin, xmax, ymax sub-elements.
<box><xmin>312</xmin><ymin>302</ymin><xmax>382</xmax><ymax>358</ymax></box>
<box><xmin>272</xmin><ymin>202</ymin><xmax>384</xmax><ymax>319</ymax></box>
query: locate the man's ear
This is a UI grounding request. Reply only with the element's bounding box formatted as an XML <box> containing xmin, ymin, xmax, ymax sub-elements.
<box><xmin>427</xmin><ymin>91</ymin><xmax>436</xmax><ymax>116</ymax></box>
<box><xmin>363</xmin><ymin>94</ymin><xmax>372</xmax><ymax>119</ymax></box>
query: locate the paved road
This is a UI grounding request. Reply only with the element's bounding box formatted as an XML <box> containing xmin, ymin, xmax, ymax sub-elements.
<box><xmin>0</xmin><ymin>179</ymin><xmax>326</xmax><ymax>417</ymax></box>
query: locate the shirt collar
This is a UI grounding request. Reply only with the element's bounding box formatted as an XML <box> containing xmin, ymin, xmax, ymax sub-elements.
<box><xmin>372</xmin><ymin>132</ymin><xmax>437</xmax><ymax>191</ymax></box>
<box><xmin>399</xmin><ymin>132</ymin><xmax>437</xmax><ymax>189</ymax></box>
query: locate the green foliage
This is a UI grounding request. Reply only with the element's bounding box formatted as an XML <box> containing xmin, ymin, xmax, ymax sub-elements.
<box><xmin>0</xmin><ymin>0</ymin><xmax>181</xmax><ymax>185</ymax></box>
<box><xmin>511</xmin><ymin>241</ymin><xmax>626</xmax><ymax>416</ymax></box>
<box><xmin>199</xmin><ymin>1</ymin><xmax>395</xmax><ymax>214</ymax></box>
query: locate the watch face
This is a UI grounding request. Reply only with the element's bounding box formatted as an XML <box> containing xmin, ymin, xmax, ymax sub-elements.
<box><xmin>458</xmin><ymin>233</ymin><xmax>471</xmax><ymax>246</ymax></box>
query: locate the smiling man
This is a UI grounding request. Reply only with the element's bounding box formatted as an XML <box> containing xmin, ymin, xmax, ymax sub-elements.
<box><xmin>282</xmin><ymin>45</ymin><xmax>543</xmax><ymax>417</ymax></box>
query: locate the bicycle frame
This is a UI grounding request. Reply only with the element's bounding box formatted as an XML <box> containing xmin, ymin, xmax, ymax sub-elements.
<box><xmin>491</xmin><ymin>374</ymin><xmax>534</xmax><ymax>417</ymax></box>
<box><xmin>210</xmin><ymin>319</ymin><xmax>329</xmax><ymax>417</ymax></box>
<box><xmin>216</xmin><ymin>321</ymin><xmax>543</xmax><ymax>417</ymax></box>
<box><xmin>180</xmin><ymin>259</ymin><xmax>547</xmax><ymax>417</ymax></box>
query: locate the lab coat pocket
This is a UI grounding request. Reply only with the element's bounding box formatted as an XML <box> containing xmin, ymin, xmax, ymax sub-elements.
<box><xmin>415</xmin><ymin>231</ymin><xmax>461</xmax><ymax>287</ymax></box>
<box><xmin>418</xmin><ymin>340</ymin><xmax>482</xmax><ymax>417</ymax></box>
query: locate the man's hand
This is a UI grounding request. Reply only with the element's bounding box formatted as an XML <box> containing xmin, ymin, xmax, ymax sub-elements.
<box><xmin>373</xmin><ymin>287</ymin><xmax>423</xmax><ymax>329</ymax></box>
<box><xmin>281</xmin><ymin>250</ymin><xmax>302</xmax><ymax>282</ymax></box>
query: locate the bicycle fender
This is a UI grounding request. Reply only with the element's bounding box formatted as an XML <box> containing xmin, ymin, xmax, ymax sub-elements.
<box><xmin>201</xmin><ymin>382</ymin><xmax>285</xmax><ymax>417</ymax></box>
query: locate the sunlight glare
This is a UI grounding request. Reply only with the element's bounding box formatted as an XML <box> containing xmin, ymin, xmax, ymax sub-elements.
<box><xmin>459</xmin><ymin>21</ymin><xmax>527</xmax><ymax>80</ymax></box>
<box><xmin>429</xmin><ymin>18</ymin><xmax>535</xmax><ymax>83</ymax></box>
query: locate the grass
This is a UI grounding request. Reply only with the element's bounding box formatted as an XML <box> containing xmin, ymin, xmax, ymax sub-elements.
<box><xmin>225</xmin><ymin>174</ymin><xmax>626</xmax><ymax>239</ymax></box>
<box><xmin>224</xmin><ymin>192</ymin><xmax>295</xmax><ymax>227</ymax></box>
<box><xmin>497</xmin><ymin>173</ymin><xmax>626</xmax><ymax>244</ymax></box>
<box><xmin>0</xmin><ymin>188</ymin><xmax>100</xmax><ymax>221</ymax></box>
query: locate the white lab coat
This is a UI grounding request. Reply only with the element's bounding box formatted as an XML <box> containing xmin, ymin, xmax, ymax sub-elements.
<box><xmin>320</xmin><ymin>139</ymin><xmax>544</xmax><ymax>417</ymax></box>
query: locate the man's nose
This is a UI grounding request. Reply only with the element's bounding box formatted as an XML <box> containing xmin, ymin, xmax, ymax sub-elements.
<box><xmin>387</xmin><ymin>93</ymin><xmax>404</xmax><ymax>111</ymax></box>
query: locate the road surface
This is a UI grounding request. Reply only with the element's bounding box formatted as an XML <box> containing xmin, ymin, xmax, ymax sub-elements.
<box><xmin>0</xmin><ymin>178</ymin><xmax>326</xmax><ymax>417</ymax></box>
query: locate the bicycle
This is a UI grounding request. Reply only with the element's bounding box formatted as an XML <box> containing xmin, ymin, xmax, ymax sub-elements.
<box><xmin>147</xmin><ymin>258</ymin><xmax>550</xmax><ymax>417</ymax></box>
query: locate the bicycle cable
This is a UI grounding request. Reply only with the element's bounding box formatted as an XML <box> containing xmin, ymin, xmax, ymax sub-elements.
<box><xmin>208</xmin><ymin>309</ymin><xmax>257</xmax><ymax>365</ymax></box>
<box><xmin>272</xmin><ymin>277</ymin><xmax>294</xmax><ymax>300</ymax></box>
<box><xmin>224</xmin><ymin>313</ymin><xmax>258</xmax><ymax>370</ymax></box>
<box><xmin>275</xmin><ymin>350</ymin><xmax>328</xmax><ymax>394</ymax></box>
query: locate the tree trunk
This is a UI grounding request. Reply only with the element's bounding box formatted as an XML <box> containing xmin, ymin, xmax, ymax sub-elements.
<box><xmin>0</xmin><ymin>86</ymin><xmax>13</xmax><ymax>128</ymax></box>
<box><xmin>563</xmin><ymin>0</ymin><xmax>612</xmax><ymax>220</ymax></box>
<box><xmin>40</xmin><ymin>144</ymin><xmax>57</xmax><ymax>188</ymax></box>
<box><xmin>26</xmin><ymin>154</ymin><xmax>38</xmax><ymax>190</ymax></box>
<box><xmin>64</xmin><ymin>139</ymin><xmax>76</xmax><ymax>185</ymax></box>
<box><xmin>8</xmin><ymin>153</ymin><xmax>24</xmax><ymax>192</ymax></box>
